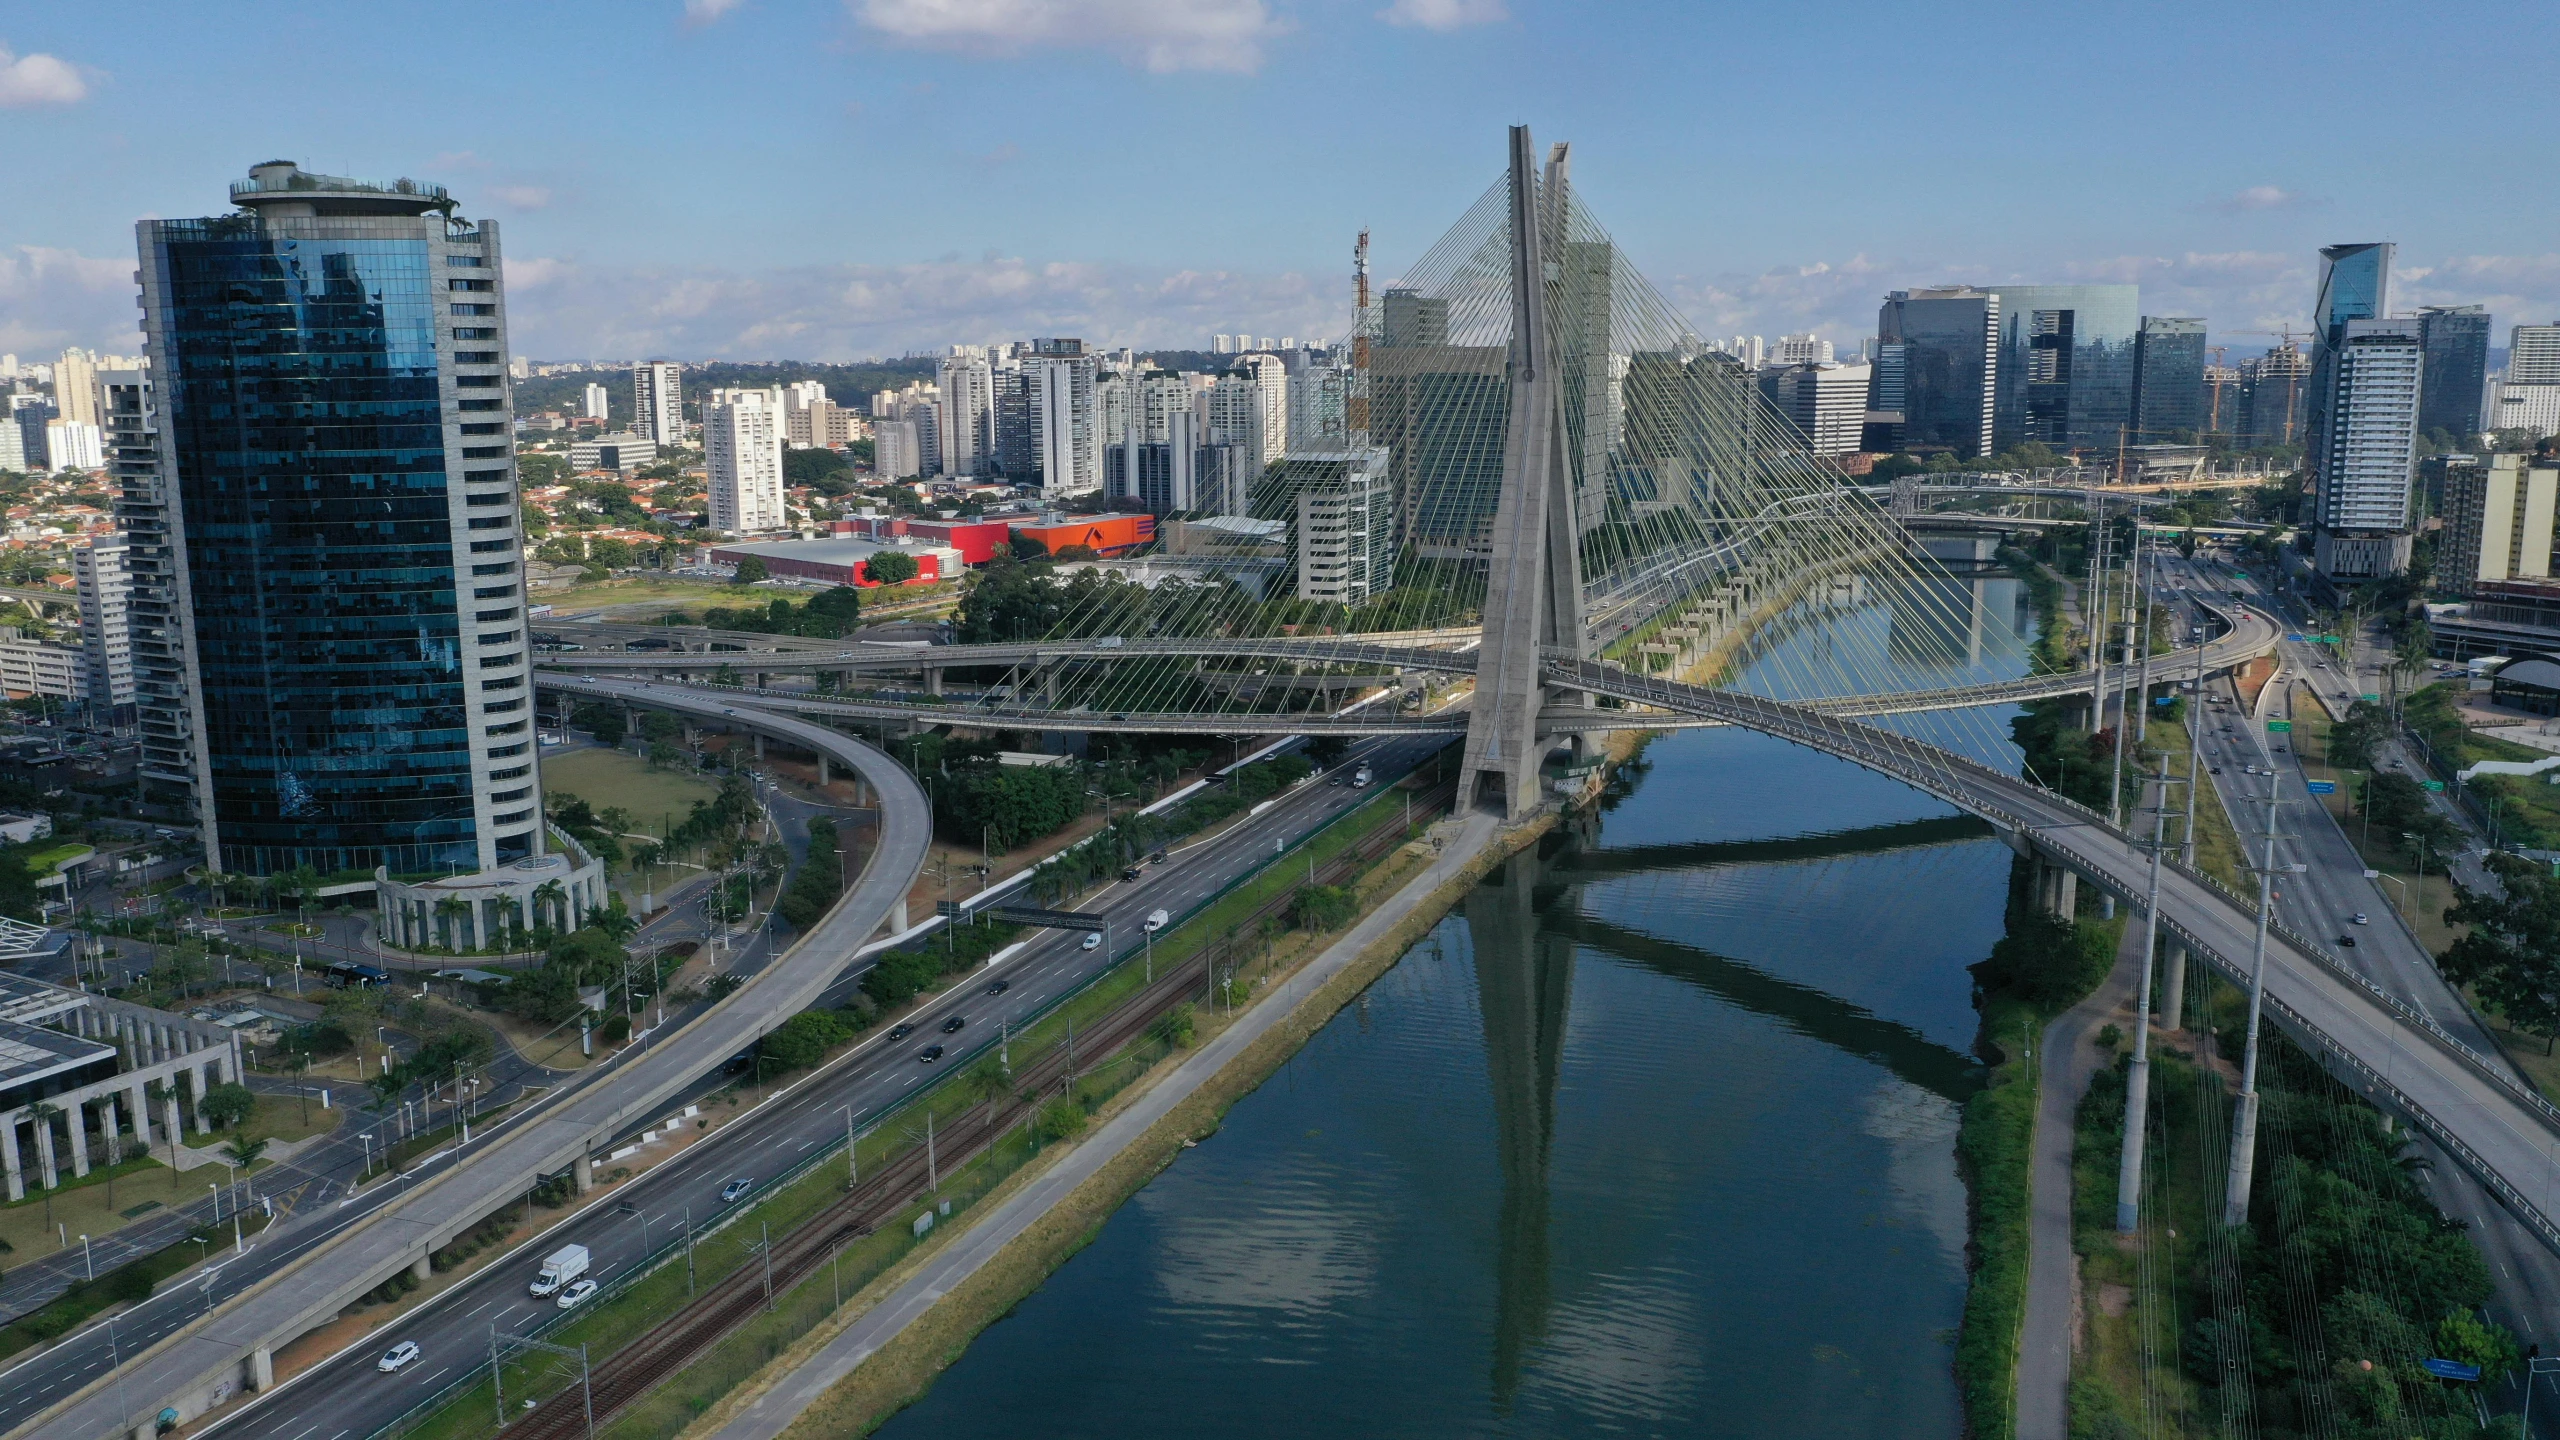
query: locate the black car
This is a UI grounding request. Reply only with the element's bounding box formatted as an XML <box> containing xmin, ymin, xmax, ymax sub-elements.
<box><xmin>1121</xmin><ymin>866</ymin><xmax>1142</xmax><ymax>882</ymax></box>
<box><xmin>941</xmin><ymin>1015</ymin><xmax>967</xmax><ymax>1033</ymax></box>
<box><xmin>919</xmin><ymin>1044</ymin><xmax>945</xmax><ymax>1063</ymax></box>
<box><xmin>2338</xmin><ymin>935</ymin><xmax>2357</xmax><ymax>948</ymax></box>
<box><xmin>985</xmin><ymin>978</ymin><xmax>1010</xmax><ymax>995</ymax></box>
<box><xmin>887</xmin><ymin>1023</ymin><xmax>914</xmax><ymax>1041</ymax></box>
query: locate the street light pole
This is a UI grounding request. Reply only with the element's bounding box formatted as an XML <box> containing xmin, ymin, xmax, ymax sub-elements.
<box><xmin>2222</xmin><ymin>809</ymin><xmax>2290</xmax><ymax>1226</ymax></box>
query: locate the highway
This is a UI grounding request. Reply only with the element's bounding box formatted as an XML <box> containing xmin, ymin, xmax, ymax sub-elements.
<box><xmin>9</xmin><ymin>696</ymin><xmax>930</xmax><ymax>1440</ymax></box>
<box><xmin>2152</xmin><ymin>549</ymin><xmax>2560</xmax><ymax>1421</ymax></box>
<box><xmin>178</xmin><ymin>730</ymin><xmax>1444</xmax><ymax>1440</ymax></box>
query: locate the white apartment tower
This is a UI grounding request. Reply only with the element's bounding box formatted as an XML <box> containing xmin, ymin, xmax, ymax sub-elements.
<box><xmin>1029</xmin><ymin>348</ymin><xmax>1100</xmax><ymax>495</ymax></box>
<box><xmin>1208</xmin><ymin>354</ymin><xmax>1288</xmax><ymax>481</ymax></box>
<box><xmin>936</xmin><ymin>352</ymin><xmax>992</xmax><ymax>476</ymax></box>
<box><xmin>705</xmin><ymin>391</ymin><xmax>787</xmax><ymax>533</ymax></box>
<box><xmin>2308</xmin><ymin>318</ymin><xmax>2424</xmax><ymax>579</ymax></box>
<box><xmin>74</xmin><ymin>536</ymin><xmax>135</xmax><ymax>717</ymax></box>
<box><xmin>633</xmin><ymin>361</ymin><xmax>683</xmax><ymax>445</ymax></box>
<box><xmin>581</xmin><ymin>382</ymin><xmax>609</xmax><ymax>421</ymax></box>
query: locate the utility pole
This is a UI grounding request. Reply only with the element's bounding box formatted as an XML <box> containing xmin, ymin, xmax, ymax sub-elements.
<box><xmin>2114</xmin><ymin>754</ymin><xmax>2178</xmax><ymax>1234</ymax></box>
<box><xmin>2222</xmin><ymin>805</ymin><xmax>2296</xmax><ymax>1226</ymax></box>
<box><xmin>2133</xmin><ymin>529</ymin><xmax>2157</xmax><ymax>742</ymax></box>
<box><xmin>2183</xmin><ymin>618</ymin><xmax>2207</xmax><ymax>867</ymax></box>
<box><xmin>2085</xmin><ymin>489</ymin><xmax>2108</xmax><ymax>734</ymax></box>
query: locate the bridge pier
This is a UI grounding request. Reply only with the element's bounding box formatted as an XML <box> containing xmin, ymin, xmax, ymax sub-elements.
<box><xmin>925</xmin><ymin>667</ymin><xmax>944</xmax><ymax>696</ymax></box>
<box><xmin>2159</xmin><ymin>942</ymin><xmax>2186</xmax><ymax>1031</ymax></box>
<box><xmin>574</xmin><ymin>1153</ymin><xmax>593</xmax><ymax>1194</ymax></box>
<box><xmin>247</xmin><ymin>1344</ymin><xmax>273</xmax><ymax>1393</ymax></box>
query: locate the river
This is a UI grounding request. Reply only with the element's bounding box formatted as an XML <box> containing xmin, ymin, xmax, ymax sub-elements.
<box><xmin>873</xmin><ymin>575</ymin><xmax>2036</xmax><ymax>1439</ymax></box>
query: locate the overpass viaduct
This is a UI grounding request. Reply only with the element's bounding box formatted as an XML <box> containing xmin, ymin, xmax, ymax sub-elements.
<box><xmin>19</xmin><ymin>697</ymin><xmax>931</xmax><ymax>1440</ymax></box>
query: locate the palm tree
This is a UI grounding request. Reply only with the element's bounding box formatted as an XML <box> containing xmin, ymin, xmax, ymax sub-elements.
<box><xmin>533</xmin><ymin>879</ymin><xmax>568</xmax><ymax>936</ymax></box>
<box><xmin>433</xmin><ymin>895</ymin><xmax>472</xmax><ymax>952</ymax></box>
<box><xmin>219</xmin><ymin>1135</ymin><xmax>268</xmax><ymax>1170</ymax></box>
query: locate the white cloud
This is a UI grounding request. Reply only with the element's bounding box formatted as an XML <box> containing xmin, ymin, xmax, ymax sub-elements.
<box><xmin>2207</xmin><ymin>184</ymin><xmax>2322</xmax><ymax>215</ymax></box>
<box><xmin>1377</xmin><ymin>0</ymin><xmax>1506</xmax><ymax>30</ymax></box>
<box><xmin>0</xmin><ymin>44</ymin><xmax>87</xmax><ymax>107</ymax></box>
<box><xmin>492</xmin><ymin>185</ymin><xmax>554</xmax><ymax>211</ymax></box>
<box><xmin>851</xmin><ymin>0</ymin><xmax>1286</xmax><ymax>73</ymax></box>
<box><xmin>498</xmin><ymin>252</ymin><xmax>1342</xmax><ymax>359</ymax></box>
<box><xmin>684</xmin><ymin>0</ymin><xmax>749</xmax><ymax>23</ymax></box>
<box><xmin>0</xmin><ymin>247</ymin><xmax>138</xmax><ymax>353</ymax></box>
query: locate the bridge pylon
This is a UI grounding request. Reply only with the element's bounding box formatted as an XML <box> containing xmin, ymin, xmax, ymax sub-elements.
<box><xmin>1457</xmin><ymin>125</ymin><xmax>1589</xmax><ymax>820</ymax></box>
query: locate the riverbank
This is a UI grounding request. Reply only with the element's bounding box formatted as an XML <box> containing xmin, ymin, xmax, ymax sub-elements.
<box><xmin>689</xmin><ymin>808</ymin><xmax>1538</xmax><ymax>1440</ymax></box>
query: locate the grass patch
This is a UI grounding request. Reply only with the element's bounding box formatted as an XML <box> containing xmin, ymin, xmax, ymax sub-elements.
<box><xmin>539</xmin><ymin>748</ymin><xmax>723</xmax><ymax>841</ymax></box>
<box><xmin>2147</xmin><ymin>710</ymin><xmax>2249</xmax><ymax>890</ymax></box>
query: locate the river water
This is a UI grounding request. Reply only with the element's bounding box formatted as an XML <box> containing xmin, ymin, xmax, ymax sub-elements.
<box><xmin>875</xmin><ymin>576</ymin><xmax>2035</xmax><ymax>1439</ymax></box>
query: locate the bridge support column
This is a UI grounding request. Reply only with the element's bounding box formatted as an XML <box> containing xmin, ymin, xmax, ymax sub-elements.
<box><xmin>248</xmin><ymin>1345</ymin><xmax>274</xmax><ymax>1392</ymax></box>
<box><xmin>2159</xmin><ymin>942</ymin><xmax>2186</xmax><ymax>1032</ymax></box>
<box><xmin>925</xmin><ymin>668</ymin><xmax>944</xmax><ymax>696</ymax></box>
<box><xmin>410</xmin><ymin>1251</ymin><xmax>432</xmax><ymax>1283</ymax></box>
<box><xmin>892</xmin><ymin>899</ymin><xmax>909</xmax><ymax>933</ymax></box>
<box><xmin>574</xmin><ymin>1153</ymin><xmax>593</xmax><ymax>1195</ymax></box>
<box><xmin>817</xmin><ymin>755</ymin><xmax>831</xmax><ymax>787</ymax></box>
<box><xmin>753</xmin><ymin>734</ymin><xmax>766</xmax><ymax>761</ymax></box>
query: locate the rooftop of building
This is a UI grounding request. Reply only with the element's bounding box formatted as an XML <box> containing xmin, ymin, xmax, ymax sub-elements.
<box><xmin>709</xmin><ymin>536</ymin><xmax>960</xmax><ymax>563</ymax></box>
<box><xmin>229</xmin><ymin>162</ymin><xmax>454</xmax><ymax>219</ymax></box>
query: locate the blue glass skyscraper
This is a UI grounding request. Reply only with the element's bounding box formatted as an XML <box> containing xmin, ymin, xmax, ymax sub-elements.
<box><xmin>135</xmin><ymin>164</ymin><xmax>541</xmax><ymax>877</ymax></box>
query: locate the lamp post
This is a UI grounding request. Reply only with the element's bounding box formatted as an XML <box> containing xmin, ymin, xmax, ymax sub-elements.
<box><xmin>2519</xmin><ymin>1354</ymin><xmax>2560</xmax><ymax>1440</ymax></box>
<box><xmin>2114</xmin><ymin>754</ymin><xmax>2177</xmax><ymax>1233</ymax></box>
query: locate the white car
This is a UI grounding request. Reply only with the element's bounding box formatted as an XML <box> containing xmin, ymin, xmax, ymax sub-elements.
<box><xmin>1080</xmin><ymin>931</ymin><xmax>1102</xmax><ymax>951</ymax></box>
<box><xmin>378</xmin><ymin>1340</ymin><xmax>422</xmax><ymax>1373</ymax></box>
<box><xmin>556</xmin><ymin>1278</ymin><xmax>600</xmax><ymax>1310</ymax></box>
<box><xmin>2351</xmin><ymin>912</ymin><xmax>2369</xmax><ymax>926</ymax></box>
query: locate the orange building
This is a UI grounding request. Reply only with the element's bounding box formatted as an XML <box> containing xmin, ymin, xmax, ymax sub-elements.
<box><xmin>1011</xmin><ymin>513</ymin><xmax>1156</xmax><ymax>558</ymax></box>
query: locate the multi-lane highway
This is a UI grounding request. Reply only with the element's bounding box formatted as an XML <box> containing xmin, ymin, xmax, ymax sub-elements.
<box><xmin>2151</xmin><ymin>549</ymin><xmax>2560</xmax><ymax>1420</ymax></box>
<box><xmin>182</xmin><ymin>730</ymin><xmax>1445</xmax><ymax>1440</ymax></box>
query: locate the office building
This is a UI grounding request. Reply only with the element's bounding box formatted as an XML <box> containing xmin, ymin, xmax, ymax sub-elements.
<box><xmin>1287</xmin><ymin>447</ymin><xmax>1397</xmax><ymax>604</ymax></box>
<box><xmin>137</xmin><ymin>161</ymin><xmax>547</xmax><ymax>876</ymax></box>
<box><xmin>1761</xmin><ymin>361</ymin><xmax>1872</xmax><ymax>455</ymax></box>
<box><xmin>1772</xmin><ymin>334</ymin><xmax>1833</xmax><ymax>365</ymax></box>
<box><xmin>72</xmin><ymin>537</ymin><xmax>134</xmax><ymax>720</ymax></box>
<box><xmin>937</xmin><ymin>351</ymin><xmax>992</xmax><ymax>477</ymax></box>
<box><xmin>2491</xmin><ymin>385</ymin><xmax>2560</xmax><ymax>437</ymax></box>
<box><xmin>2416</xmin><ymin>306</ymin><xmax>2490</xmax><ymax>439</ymax></box>
<box><xmin>1207</xmin><ymin>353</ymin><xmax>1288</xmax><ymax>480</ymax></box>
<box><xmin>1876</xmin><ymin>288</ymin><xmax>1998</xmax><ymax>457</ymax></box>
<box><xmin>42</xmin><ymin>420</ymin><xmax>102</xmax><ymax>471</ymax></box>
<box><xmin>2202</xmin><ymin>362</ymin><xmax>2244</xmax><ymax>437</ymax></box>
<box><xmin>2130</xmin><ymin>317</ymin><xmax>2207</xmax><ymax>438</ymax></box>
<box><xmin>1989</xmin><ymin>284</ymin><xmax>2140</xmax><ymax>452</ymax></box>
<box><xmin>7</xmin><ymin>397</ymin><xmax>51</xmax><ymax>471</ymax></box>
<box><xmin>2493</xmin><ymin>323</ymin><xmax>2560</xmax><ymax>438</ymax></box>
<box><xmin>633</xmin><ymin>361</ymin><xmax>683</xmax><ymax>445</ymax></box>
<box><xmin>2440</xmin><ymin>453</ymin><xmax>2558</xmax><ymax>595</ymax></box>
<box><xmin>2304</xmin><ymin>244</ymin><xmax>2416</xmax><ymax>578</ymax></box>
<box><xmin>581</xmin><ymin>382</ymin><xmax>609</xmax><ymax>421</ymax></box>
<box><xmin>567</xmin><ymin>431</ymin><xmax>658</xmax><ymax>473</ymax></box>
<box><xmin>2513</xmin><ymin>324</ymin><xmax>2560</xmax><ymax>384</ymax></box>
<box><xmin>704</xmin><ymin>390</ymin><xmax>787</xmax><ymax>533</ymax></box>
<box><xmin>2307</xmin><ymin>319</ymin><xmax>2423</xmax><ymax>578</ymax></box>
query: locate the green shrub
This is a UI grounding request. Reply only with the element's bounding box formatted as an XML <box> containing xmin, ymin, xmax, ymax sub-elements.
<box><xmin>1034</xmin><ymin>1099</ymin><xmax>1087</xmax><ymax>1142</ymax></box>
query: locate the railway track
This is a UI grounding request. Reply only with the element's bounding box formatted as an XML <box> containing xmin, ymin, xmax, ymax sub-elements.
<box><xmin>502</xmin><ymin>776</ymin><xmax>1454</xmax><ymax>1439</ymax></box>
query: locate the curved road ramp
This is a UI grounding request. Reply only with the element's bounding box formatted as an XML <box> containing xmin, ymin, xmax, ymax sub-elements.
<box><xmin>13</xmin><ymin>686</ymin><xmax>928</xmax><ymax>1440</ymax></box>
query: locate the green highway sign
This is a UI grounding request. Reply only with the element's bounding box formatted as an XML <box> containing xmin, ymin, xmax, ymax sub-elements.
<box><xmin>2266</xmin><ymin>720</ymin><xmax>2293</xmax><ymax>732</ymax></box>
<box><xmin>2319</xmin><ymin>635</ymin><xmax>2340</xmax><ymax>644</ymax></box>
<box><xmin>2423</xmin><ymin>780</ymin><xmax>2446</xmax><ymax>792</ymax></box>
<box><xmin>2360</xmin><ymin>693</ymin><xmax>2379</xmax><ymax>702</ymax></box>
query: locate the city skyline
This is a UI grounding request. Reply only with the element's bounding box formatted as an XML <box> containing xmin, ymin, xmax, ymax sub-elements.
<box><xmin>6</xmin><ymin>1</ymin><xmax>2559</xmax><ymax>360</ymax></box>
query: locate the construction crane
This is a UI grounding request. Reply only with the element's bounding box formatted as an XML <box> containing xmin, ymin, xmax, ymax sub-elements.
<box><xmin>1347</xmin><ymin>229</ymin><xmax>1372</xmax><ymax>445</ymax></box>
<box><xmin>2228</xmin><ymin>327</ymin><xmax>2316</xmax><ymax>445</ymax></box>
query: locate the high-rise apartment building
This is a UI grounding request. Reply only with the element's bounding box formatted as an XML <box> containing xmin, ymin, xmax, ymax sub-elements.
<box><xmin>1761</xmin><ymin>361</ymin><xmax>1872</xmax><ymax>455</ymax></box>
<box><xmin>54</xmin><ymin>348</ymin><xmax>98</xmax><ymax>429</ymax></box>
<box><xmin>633</xmin><ymin>361</ymin><xmax>683</xmax><ymax>445</ymax></box>
<box><xmin>1989</xmin><ymin>284</ymin><xmax>2139</xmax><ymax>451</ymax></box>
<box><xmin>137</xmin><ymin>162</ymin><xmax>545</xmax><ymax>875</ymax></box>
<box><xmin>101</xmin><ymin>366</ymin><xmax>192</xmax><ymax>794</ymax></box>
<box><xmin>1771</xmin><ymin>334</ymin><xmax>1833</xmax><ymax>365</ymax></box>
<box><xmin>2416</xmin><ymin>306</ymin><xmax>2490</xmax><ymax>439</ymax></box>
<box><xmin>1876</xmin><ymin>288</ymin><xmax>1998</xmax><ymax>457</ymax></box>
<box><xmin>2493</xmin><ymin>323</ymin><xmax>2560</xmax><ymax>438</ymax></box>
<box><xmin>1028</xmin><ymin>339</ymin><xmax>1098</xmax><ymax>496</ymax></box>
<box><xmin>2130</xmin><ymin>317</ymin><xmax>2208</xmax><ymax>438</ymax></box>
<box><xmin>1207</xmin><ymin>354</ymin><xmax>1288</xmax><ymax>480</ymax></box>
<box><xmin>1286</xmin><ymin>447</ymin><xmax>1397</xmax><ymax>604</ymax></box>
<box><xmin>937</xmin><ymin>351</ymin><xmax>992</xmax><ymax>476</ymax></box>
<box><xmin>2512</xmin><ymin>324</ymin><xmax>2560</xmax><ymax>385</ymax></box>
<box><xmin>2305</xmin><ymin>244</ymin><xmax>2417</xmax><ymax>578</ymax></box>
<box><xmin>72</xmin><ymin>536</ymin><xmax>133</xmax><ymax>720</ymax></box>
<box><xmin>705</xmin><ymin>390</ymin><xmax>787</xmax><ymax>533</ymax></box>
<box><xmin>874</xmin><ymin>418</ymin><xmax>921</xmax><ymax>480</ymax></box>
<box><xmin>581</xmin><ymin>382</ymin><xmax>609</xmax><ymax>421</ymax></box>
<box><xmin>2440</xmin><ymin>453</ymin><xmax>2558</xmax><ymax>595</ymax></box>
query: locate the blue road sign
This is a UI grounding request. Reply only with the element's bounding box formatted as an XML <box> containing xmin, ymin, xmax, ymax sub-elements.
<box><xmin>2422</xmin><ymin>1358</ymin><xmax>2482</xmax><ymax>1382</ymax></box>
<box><xmin>2306</xmin><ymin>780</ymin><xmax>2337</xmax><ymax>794</ymax></box>
<box><xmin>2284</xmin><ymin>633</ymin><xmax>2308</xmax><ymax>642</ymax></box>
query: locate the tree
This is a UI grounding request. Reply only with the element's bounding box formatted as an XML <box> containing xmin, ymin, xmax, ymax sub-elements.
<box><xmin>219</xmin><ymin>1136</ymin><xmax>269</xmax><ymax>1170</ymax></box>
<box><xmin>1304</xmin><ymin>735</ymin><xmax>1351</xmax><ymax>768</ymax></box>
<box><xmin>732</xmin><ymin>555</ymin><xmax>769</xmax><ymax>585</ymax></box>
<box><xmin>571</xmin><ymin>701</ymin><xmax>627</xmax><ymax>747</ymax></box>
<box><xmin>200</xmin><ymin>1082</ymin><xmax>257</xmax><ymax>1132</ymax></box>
<box><xmin>864</xmin><ymin>550</ymin><xmax>920</xmax><ymax>586</ymax></box>
<box><xmin>757</xmin><ymin>1010</ymin><xmax>852</xmax><ymax>1073</ymax></box>
<box><xmin>1289</xmin><ymin>884</ymin><xmax>1357</xmax><ymax>933</ymax></box>
<box><xmin>2442</xmin><ymin>854</ymin><xmax>2560</xmax><ymax>1047</ymax></box>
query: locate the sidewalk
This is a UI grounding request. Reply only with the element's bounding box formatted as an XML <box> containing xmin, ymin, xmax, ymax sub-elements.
<box><xmin>2016</xmin><ymin>912</ymin><xmax>2145</xmax><ymax>1440</ymax></box>
<box><xmin>699</xmin><ymin>810</ymin><xmax>1508</xmax><ymax>1440</ymax></box>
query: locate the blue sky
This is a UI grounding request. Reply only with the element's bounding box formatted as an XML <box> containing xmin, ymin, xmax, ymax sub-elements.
<box><xmin>4</xmin><ymin>0</ymin><xmax>2554</xmax><ymax>362</ymax></box>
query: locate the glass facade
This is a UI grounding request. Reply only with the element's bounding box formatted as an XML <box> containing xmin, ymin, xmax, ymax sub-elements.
<box><xmin>2314</xmin><ymin>244</ymin><xmax>2392</xmax><ymax>332</ymax></box>
<box><xmin>143</xmin><ymin>215</ymin><xmax>486</xmax><ymax>876</ymax></box>
<box><xmin>2131</xmin><ymin>317</ymin><xmax>2208</xmax><ymax>438</ymax></box>
<box><xmin>1989</xmin><ymin>284</ymin><xmax>2139</xmax><ymax>452</ymax></box>
<box><xmin>2417</xmin><ymin>305</ymin><xmax>2490</xmax><ymax>439</ymax></box>
<box><xmin>1876</xmin><ymin>289</ymin><xmax>1997</xmax><ymax>457</ymax></box>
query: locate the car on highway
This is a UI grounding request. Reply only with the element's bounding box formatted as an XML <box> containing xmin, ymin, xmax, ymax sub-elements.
<box><xmin>1121</xmin><ymin>866</ymin><xmax>1142</xmax><ymax>882</ymax></box>
<box><xmin>2210</xmin><ymin>766</ymin><xmax>2223</xmax><ymax>774</ymax></box>
<box><xmin>941</xmin><ymin>1015</ymin><xmax>967</xmax><ymax>1033</ymax></box>
<box><xmin>919</xmin><ymin>1044</ymin><xmax>945</xmax><ymax>1063</ymax></box>
<box><xmin>986</xmin><ymin>978</ymin><xmax>1011</xmax><ymax>994</ymax></box>
<box><xmin>556</xmin><ymin>1278</ymin><xmax>600</xmax><ymax>1310</ymax></box>
<box><xmin>378</xmin><ymin>1341</ymin><xmax>422</xmax><ymax>1374</ymax></box>
<box><xmin>721</xmin><ymin>1177</ymin><xmax>755</xmax><ymax>1203</ymax></box>
<box><xmin>1080</xmin><ymin>932</ymin><xmax>1102</xmax><ymax>951</ymax></box>
<box><xmin>2352</xmin><ymin>912</ymin><xmax>2369</xmax><ymax>925</ymax></box>
<box><xmin>887</xmin><ymin>1023</ymin><xmax>914</xmax><ymax>1041</ymax></box>
<box><xmin>2338</xmin><ymin>935</ymin><xmax>2358</xmax><ymax>948</ymax></box>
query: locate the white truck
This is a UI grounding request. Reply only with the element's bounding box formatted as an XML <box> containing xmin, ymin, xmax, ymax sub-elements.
<box><xmin>1352</xmin><ymin>765</ymin><xmax>1374</xmax><ymax>788</ymax></box>
<box><xmin>530</xmin><ymin>1243</ymin><xmax>590</xmax><ymax>1297</ymax></box>
<box><xmin>1144</xmin><ymin>908</ymin><xmax>1170</xmax><ymax>933</ymax></box>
